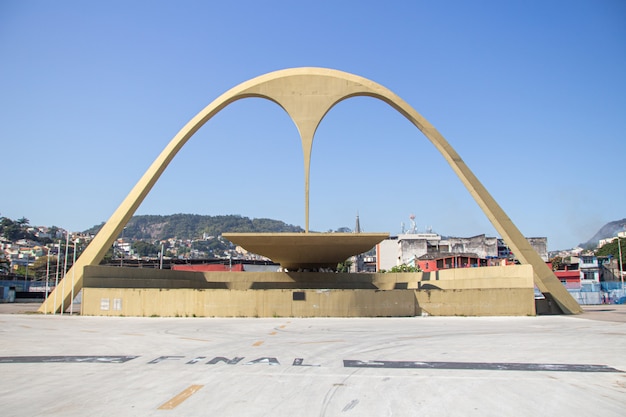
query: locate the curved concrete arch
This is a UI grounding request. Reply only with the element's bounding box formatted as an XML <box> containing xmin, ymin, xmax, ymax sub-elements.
<box><xmin>40</xmin><ymin>67</ymin><xmax>581</xmax><ymax>314</ymax></box>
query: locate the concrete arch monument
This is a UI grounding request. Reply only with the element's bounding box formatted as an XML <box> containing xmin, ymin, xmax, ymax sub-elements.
<box><xmin>40</xmin><ymin>67</ymin><xmax>582</xmax><ymax>314</ymax></box>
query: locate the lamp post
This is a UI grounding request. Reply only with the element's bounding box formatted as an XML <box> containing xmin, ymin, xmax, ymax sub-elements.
<box><xmin>53</xmin><ymin>239</ymin><xmax>61</xmax><ymax>315</ymax></box>
<box><xmin>618</xmin><ymin>233</ymin><xmax>624</xmax><ymax>291</ymax></box>
<box><xmin>120</xmin><ymin>227</ymin><xmax>125</xmax><ymax>267</ymax></box>
<box><xmin>61</xmin><ymin>232</ymin><xmax>70</xmax><ymax>315</ymax></box>
<box><xmin>70</xmin><ymin>239</ymin><xmax>78</xmax><ymax>315</ymax></box>
<box><xmin>44</xmin><ymin>250</ymin><xmax>50</xmax><ymax>315</ymax></box>
<box><xmin>159</xmin><ymin>243</ymin><xmax>164</xmax><ymax>270</ymax></box>
<box><xmin>23</xmin><ymin>256</ymin><xmax>28</xmax><ymax>292</ymax></box>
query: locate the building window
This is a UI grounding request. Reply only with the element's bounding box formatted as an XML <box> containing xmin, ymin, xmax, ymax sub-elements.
<box><xmin>582</xmin><ymin>272</ymin><xmax>596</xmax><ymax>281</ymax></box>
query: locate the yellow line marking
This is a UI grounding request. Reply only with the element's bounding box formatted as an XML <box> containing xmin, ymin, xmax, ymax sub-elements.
<box><xmin>269</xmin><ymin>331</ymin><xmax>277</xmax><ymax>335</ymax></box>
<box><xmin>179</xmin><ymin>337</ymin><xmax>211</xmax><ymax>342</ymax></box>
<box><xmin>253</xmin><ymin>340</ymin><xmax>264</xmax><ymax>346</ymax></box>
<box><xmin>158</xmin><ymin>384</ymin><xmax>203</xmax><ymax>410</ymax></box>
<box><xmin>279</xmin><ymin>325</ymin><xmax>286</xmax><ymax>329</ymax></box>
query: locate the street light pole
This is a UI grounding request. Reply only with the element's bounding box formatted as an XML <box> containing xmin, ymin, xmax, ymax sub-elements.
<box><xmin>70</xmin><ymin>239</ymin><xmax>77</xmax><ymax>315</ymax></box>
<box><xmin>618</xmin><ymin>234</ymin><xmax>623</xmax><ymax>291</ymax></box>
<box><xmin>24</xmin><ymin>257</ymin><xmax>28</xmax><ymax>292</ymax></box>
<box><xmin>61</xmin><ymin>232</ymin><xmax>69</xmax><ymax>315</ymax></box>
<box><xmin>120</xmin><ymin>226</ymin><xmax>126</xmax><ymax>267</ymax></box>
<box><xmin>53</xmin><ymin>239</ymin><xmax>61</xmax><ymax>315</ymax></box>
<box><xmin>44</xmin><ymin>251</ymin><xmax>50</xmax><ymax>315</ymax></box>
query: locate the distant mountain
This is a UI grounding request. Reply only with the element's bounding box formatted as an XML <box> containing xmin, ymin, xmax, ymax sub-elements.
<box><xmin>83</xmin><ymin>214</ymin><xmax>304</xmax><ymax>241</ymax></box>
<box><xmin>580</xmin><ymin>218</ymin><xmax>626</xmax><ymax>249</ymax></box>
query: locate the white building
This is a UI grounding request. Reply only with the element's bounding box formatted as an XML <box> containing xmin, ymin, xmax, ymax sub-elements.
<box><xmin>376</xmin><ymin>232</ymin><xmax>547</xmax><ymax>271</ymax></box>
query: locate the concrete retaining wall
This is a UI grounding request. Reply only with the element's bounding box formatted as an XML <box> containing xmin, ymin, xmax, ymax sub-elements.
<box><xmin>81</xmin><ymin>288</ymin><xmax>418</xmax><ymax>317</ymax></box>
<box><xmin>80</xmin><ymin>264</ymin><xmax>536</xmax><ymax>317</ymax></box>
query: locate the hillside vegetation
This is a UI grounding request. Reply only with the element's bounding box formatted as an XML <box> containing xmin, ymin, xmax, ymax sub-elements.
<box><xmin>84</xmin><ymin>214</ymin><xmax>304</xmax><ymax>241</ymax></box>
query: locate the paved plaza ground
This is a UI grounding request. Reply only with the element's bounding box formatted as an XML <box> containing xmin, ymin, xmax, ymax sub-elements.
<box><xmin>0</xmin><ymin>303</ymin><xmax>625</xmax><ymax>416</ymax></box>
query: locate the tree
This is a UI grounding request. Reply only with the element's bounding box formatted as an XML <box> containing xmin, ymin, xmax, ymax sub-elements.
<box><xmin>1</xmin><ymin>218</ymin><xmax>23</xmax><ymax>241</ymax></box>
<box><xmin>550</xmin><ymin>256</ymin><xmax>563</xmax><ymax>271</ymax></box>
<box><xmin>31</xmin><ymin>256</ymin><xmax>59</xmax><ymax>279</ymax></box>
<box><xmin>132</xmin><ymin>241</ymin><xmax>159</xmax><ymax>257</ymax></box>
<box><xmin>0</xmin><ymin>216</ymin><xmax>36</xmax><ymax>241</ymax></box>
<box><xmin>0</xmin><ymin>254</ymin><xmax>9</xmax><ymax>274</ymax></box>
<box><xmin>14</xmin><ymin>265</ymin><xmax>28</xmax><ymax>277</ymax></box>
<box><xmin>100</xmin><ymin>246</ymin><xmax>114</xmax><ymax>264</ymax></box>
<box><xmin>49</xmin><ymin>226</ymin><xmax>59</xmax><ymax>236</ymax></box>
<box><xmin>382</xmin><ymin>264</ymin><xmax>422</xmax><ymax>273</ymax></box>
<box><xmin>596</xmin><ymin>238</ymin><xmax>625</xmax><ymax>270</ymax></box>
<box><xmin>336</xmin><ymin>259</ymin><xmax>353</xmax><ymax>273</ymax></box>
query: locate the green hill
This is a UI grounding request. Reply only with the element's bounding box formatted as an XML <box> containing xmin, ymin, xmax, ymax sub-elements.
<box><xmin>84</xmin><ymin>214</ymin><xmax>304</xmax><ymax>241</ymax></box>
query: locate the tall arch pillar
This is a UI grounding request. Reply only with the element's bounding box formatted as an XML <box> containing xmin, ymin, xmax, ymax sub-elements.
<box><xmin>39</xmin><ymin>67</ymin><xmax>581</xmax><ymax>314</ymax></box>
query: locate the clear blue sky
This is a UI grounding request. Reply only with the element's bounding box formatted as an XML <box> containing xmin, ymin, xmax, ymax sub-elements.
<box><xmin>1</xmin><ymin>0</ymin><xmax>624</xmax><ymax>250</ymax></box>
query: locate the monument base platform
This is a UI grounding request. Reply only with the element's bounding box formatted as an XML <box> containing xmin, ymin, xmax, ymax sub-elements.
<box><xmin>80</xmin><ymin>264</ymin><xmax>536</xmax><ymax>317</ymax></box>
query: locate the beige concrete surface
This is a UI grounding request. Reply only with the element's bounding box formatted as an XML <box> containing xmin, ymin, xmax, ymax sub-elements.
<box><xmin>575</xmin><ymin>304</ymin><xmax>626</xmax><ymax>323</ymax></box>
<box><xmin>222</xmin><ymin>232</ymin><xmax>388</xmax><ymax>270</ymax></box>
<box><xmin>40</xmin><ymin>67</ymin><xmax>581</xmax><ymax>315</ymax></box>
<box><xmin>80</xmin><ymin>264</ymin><xmax>534</xmax><ymax>291</ymax></box>
<box><xmin>415</xmin><ymin>288</ymin><xmax>536</xmax><ymax>316</ymax></box>
<box><xmin>0</xmin><ymin>309</ymin><xmax>624</xmax><ymax>417</ymax></box>
<box><xmin>9</xmin><ymin>303</ymin><xmax>626</xmax><ymax>320</ymax></box>
<box><xmin>78</xmin><ymin>265</ymin><xmax>537</xmax><ymax>317</ymax></box>
<box><xmin>6</xmin><ymin>302</ymin><xmax>626</xmax><ymax>320</ymax></box>
<box><xmin>81</xmin><ymin>288</ymin><xmax>420</xmax><ymax>317</ymax></box>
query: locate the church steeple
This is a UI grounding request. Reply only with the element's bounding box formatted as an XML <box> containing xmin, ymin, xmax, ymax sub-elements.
<box><xmin>354</xmin><ymin>212</ymin><xmax>361</xmax><ymax>233</ymax></box>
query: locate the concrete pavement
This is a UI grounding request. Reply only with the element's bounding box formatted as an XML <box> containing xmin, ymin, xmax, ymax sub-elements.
<box><xmin>0</xmin><ymin>305</ymin><xmax>625</xmax><ymax>416</ymax></box>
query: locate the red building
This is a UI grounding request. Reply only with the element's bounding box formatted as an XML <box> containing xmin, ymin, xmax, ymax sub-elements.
<box><xmin>412</xmin><ymin>253</ymin><xmax>505</xmax><ymax>272</ymax></box>
<box><xmin>551</xmin><ymin>264</ymin><xmax>581</xmax><ymax>289</ymax></box>
<box><xmin>172</xmin><ymin>263</ymin><xmax>244</xmax><ymax>272</ymax></box>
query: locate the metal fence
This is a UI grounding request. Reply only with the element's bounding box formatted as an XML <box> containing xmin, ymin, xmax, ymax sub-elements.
<box><xmin>567</xmin><ymin>281</ymin><xmax>625</xmax><ymax>305</ymax></box>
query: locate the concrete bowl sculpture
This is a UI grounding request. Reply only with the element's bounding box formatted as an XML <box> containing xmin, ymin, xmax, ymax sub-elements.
<box><xmin>222</xmin><ymin>232</ymin><xmax>389</xmax><ymax>270</ymax></box>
